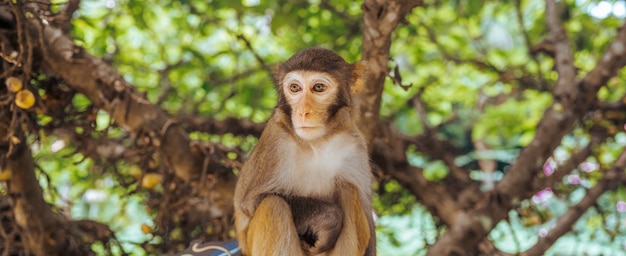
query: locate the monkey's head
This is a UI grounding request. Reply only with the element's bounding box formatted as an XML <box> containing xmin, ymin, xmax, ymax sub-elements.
<box><xmin>273</xmin><ymin>47</ymin><xmax>365</xmax><ymax>141</ymax></box>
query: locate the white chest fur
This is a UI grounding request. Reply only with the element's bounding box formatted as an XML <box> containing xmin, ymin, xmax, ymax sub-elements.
<box><xmin>271</xmin><ymin>133</ymin><xmax>369</xmax><ymax>198</ymax></box>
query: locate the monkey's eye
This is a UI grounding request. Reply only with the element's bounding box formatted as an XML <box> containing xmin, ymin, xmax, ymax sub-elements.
<box><xmin>289</xmin><ymin>83</ymin><xmax>302</xmax><ymax>93</ymax></box>
<box><xmin>312</xmin><ymin>83</ymin><xmax>326</xmax><ymax>93</ymax></box>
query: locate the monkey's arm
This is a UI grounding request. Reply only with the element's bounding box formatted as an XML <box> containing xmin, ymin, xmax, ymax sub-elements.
<box><xmin>233</xmin><ymin>119</ymin><xmax>285</xmax><ymax>251</ymax></box>
<box><xmin>233</xmin><ymin>171</ymin><xmax>256</xmax><ymax>254</ymax></box>
<box><xmin>328</xmin><ymin>182</ymin><xmax>372</xmax><ymax>256</ymax></box>
<box><xmin>242</xmin><ymin>194</ymin><xmax>305</xmax><ymax>256</ymax></box>
<box><xmin>233</xmin><ymin>151</ymin><xmax>266</xmax><ymax>255</ymax></box>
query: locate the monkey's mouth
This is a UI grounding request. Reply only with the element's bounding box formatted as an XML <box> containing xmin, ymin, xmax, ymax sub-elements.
<box><xmin>298</xmin><ymin>126</ymin><xmax>321</xmax><ymax>130</ymax></box>
<box><xmin>294</xmin><ymin>126</ymin><xmax>325</xmax><ymax>140</ymax></box>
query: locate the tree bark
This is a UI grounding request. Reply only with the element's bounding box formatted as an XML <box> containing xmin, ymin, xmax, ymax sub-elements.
<box><xmin>1</xmin><ymin>2</ymin><xmax>235</xmax><ymax>253</ymax></box>
<box><xmin>6</xmin><ymin>135</ymin><xmax>61</xmax><ymax>255</ymax></box>
<box><xmin>1</xmin><ymin>124</ymin><xmax>94</xmax><ymax>255</ymax></box>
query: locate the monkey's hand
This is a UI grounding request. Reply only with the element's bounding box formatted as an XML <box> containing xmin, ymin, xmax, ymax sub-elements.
<box><xmin>287</xmin><ymin>196</ymin><xmax>344</xmax><ymax>254</ymax></box>
<box><xmin>236</xmin><ymin>191</ymin><xmax>266</xmax><ymax>219</ymax></box>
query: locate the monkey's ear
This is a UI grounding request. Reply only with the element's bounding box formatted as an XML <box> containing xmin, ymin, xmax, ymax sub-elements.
<box><xmin>351</xmin><ymin>60</ymin><xmax>367</xmax><ymax>94</ymax></box>
<box><xmin>272</xmin><ymin>63</ymin><xmax>283</xmax><ymax>88</ymax></box>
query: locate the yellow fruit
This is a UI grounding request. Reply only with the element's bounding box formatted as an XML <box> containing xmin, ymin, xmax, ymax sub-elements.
<box><xmin>148</xmin><ymin>156</ymin><xmax>160</xmax><ymax>169</ymax></box>
<box><xmin>10</xmin><ymin>136</ymin><xmax>20</xmax><ymax>144</ymax></box>
<box><xmin>170</xmin><ymin>227</ymin><xmax>183</xmax><ymax>240</ymax></box>
<box><xmin>5</xmin><ymin>77</ymin><xmax>22</xmax><ymax>92</ymax></box>
<box><xmin>15</xmin><ymin>89</ymin><xmax>35</xmax><ymax>109</ymax></box>
<box><xmin>141</xmin><ymin>173</ymin><xmax>163</xmax><ymax>189</ymax></box>
<box><xmin>128</xmin><ymin>165</ymin><xmax>142</xmax><ymax>180</ymax></box>
<box><xmin>0</xmin><ymin>171</ymin><xmax>11</xmax><ymax>181</ymax></box>
<box><xmin>140</xmin><ymin>223</ymin><xmax>152</xmax><ymax>234</ymax></box>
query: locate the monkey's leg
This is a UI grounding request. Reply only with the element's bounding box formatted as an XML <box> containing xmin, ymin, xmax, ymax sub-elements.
<box><xmin>247</xmin><ymin>195</ymin><xmax>305</xmax><ymax>256</ymax></box>
<box><xmin>327</xmin><ymin>184</ymin><xmax>371</xmax><ymax>256</ymax></box>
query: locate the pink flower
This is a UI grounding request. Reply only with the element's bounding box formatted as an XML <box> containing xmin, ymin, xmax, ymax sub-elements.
<box><xmin>532</xmin><ymin>188</ymin><xmax>554</xmax><ymax>204</ymax></box>
<box><xmin>544</xmin><ymin>159</ymin><xmax>555</xmax><ymax>176</ymax></box>
<box><xmin>579</xmin><ymin>162</ymin><xmax>598</xmax><ymax>172</ymax></box>
<box><xmin>566</xmin><ymin>175</ymin><xmax>581</xmax><ymax>185</ymax></box>
<box><xmin>617</xmin><ymin>201</ymin><xmax>626</xmax><ymax>213</ymax></box>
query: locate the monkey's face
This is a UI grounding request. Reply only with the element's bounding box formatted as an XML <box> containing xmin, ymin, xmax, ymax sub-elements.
<box><xmin>282</xmin><ymin>70</ymin><xmax>339</xmax><ymax>140</ymax></box>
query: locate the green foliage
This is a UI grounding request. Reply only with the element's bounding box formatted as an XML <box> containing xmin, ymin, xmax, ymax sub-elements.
<box><xmin>26</xmin><ymin>0</ymin><xmax>626</xmax><ymax>254</ymax></box>
<box><xmin>473</xmin><ymin>90</ymin><xmax>552</xmax><ymax>148</ymax></box>
<box><xmin>382</xmin><ymin>0</ymin><xmax>626</xmax><ymax>254</ymax></box>
<box><xmin>422</xmin><ymin>160</ymin><xmax>449</xmax><ymax>182</ymax></box>
<box><xmin>376</xmin><ymin>206</ymin><xmax>438</xmax><ymax>256</ymax></box>
<box><xmin>35</xmin><ymin>136</ymin><xmax>150</xmax><ymax>255</ymax></box>
<box><xmin>374</xmin><ymin>179</ymin><xmax>417</xmax><ymax>216</ymax></box>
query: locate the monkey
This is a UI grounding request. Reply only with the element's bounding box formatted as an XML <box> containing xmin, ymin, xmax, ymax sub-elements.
<box><xmin>233</xmin><ymin>47</ymin><xmax>375</xmax><ymax>256</ymax></box>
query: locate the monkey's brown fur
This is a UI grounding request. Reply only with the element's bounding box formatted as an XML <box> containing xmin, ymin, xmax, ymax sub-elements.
<box><xmin>234</xmin><ymin>47</ymin><xmax>375</xmax><ymax>256</ymax></box>
<box><xmin>287</xmin><ymin>196</ymin><xmax>343</xmax><ymax>254</ymax></box>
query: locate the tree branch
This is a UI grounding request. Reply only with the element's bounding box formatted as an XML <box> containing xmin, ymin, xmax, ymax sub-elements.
<box><xmin>370</xmin><ymin>127</ymin><xmax>461</xmax><ymax>226</ymax></box>
<box><xmin>23</xmin><ymin>7</ymin><xmax>217</xmax><ymax>183</ymax></box>
<box><xmin>533</xmin><ymin>144</ymin><xmax>591</xmax><ymax>190</ymax></box>
<box><xmin>524</xmin><ymin>149</ymin><xmax>626</xmax><ymax>255</ymax></box>
<box><xmin>533</xmin><ymin>127</ymin><xmax>608</xmax><ymax>191</ymax></box>
<box><xmin>6</xmin><ymin>135</ymin><xmax>61</xmax><ymax>254</ymax></box>
<box><xmin>427</xmin><ymin>2</ymin><xmax>626</xmax><ymax>253</ymax></box>
<box><xmin>359</xmin><ymin>0</ymin><xmax>422</xmax><ymax>144</ymax></box>
<box><xmin>514</xmin><ymin>0</ymin><xmax>546</xmax><ymax>87</ymax></box>
<box><xmin>495</xmin><ymin>0</ymin><xmax>579</xmax><ymax>196</ymax></box>
<box><xmin>1</xmin><ymin>122</ymin><xmax>95</xmax><ymax>255</ymax></box>
<box><xmin>181</xmin><ymin>116</ymin><xmax>265</xmax><ymax>137</ymax></box>
<box><xmin>359</xmin><ymin>0</ymin><xmax>468</xmax><ymax>227</ymax></box>
<box><xmin>57</xmin><ymin>0</ymin><xmax>80</xmax><ymax>24</ymax></box>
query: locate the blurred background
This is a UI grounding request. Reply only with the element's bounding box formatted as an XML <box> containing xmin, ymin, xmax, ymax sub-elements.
<box><xmin>2</xmin><ymin>0</ymin><xmax>626</xmax><ymax>255</ymax></box>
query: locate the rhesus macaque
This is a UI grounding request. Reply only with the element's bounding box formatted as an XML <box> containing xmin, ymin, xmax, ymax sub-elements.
<box><xmin>234</xmin><ymin>47</ymin><xmax>375</xmax><ymax>256</ymax></box>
